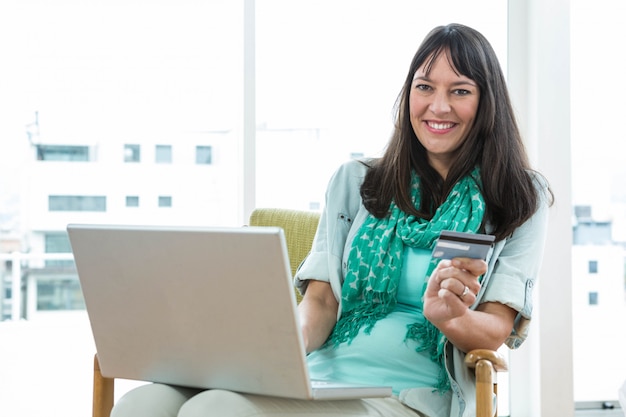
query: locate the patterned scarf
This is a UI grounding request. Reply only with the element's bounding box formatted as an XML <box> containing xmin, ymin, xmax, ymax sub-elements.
<box><xmin>327</xmin><ymin>167</ymin><xmax>485</xmax><ymax>392</ymax></box>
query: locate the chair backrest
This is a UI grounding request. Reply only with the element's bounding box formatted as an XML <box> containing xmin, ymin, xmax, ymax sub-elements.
<box><xmin>249</xmin><ymin>208</ymin><xmax>320</xmax><ymax>302</ymax></box>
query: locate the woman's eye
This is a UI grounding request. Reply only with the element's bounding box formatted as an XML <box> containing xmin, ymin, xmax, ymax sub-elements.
<box><xmin>415</xmin><ymin>84</ymin><xmax>432</xmax><ymax>91</ymax></box>
<box><xmin>454</xmin><ymin>89</ymin><xmax>471</xmax><ymax>96</ymax></box>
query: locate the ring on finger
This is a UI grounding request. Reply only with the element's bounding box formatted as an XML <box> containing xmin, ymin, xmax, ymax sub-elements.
<box><xmin>461</xmin><ymin>286</ymin><xmax>470</xmax><ymax>298</ymax></box>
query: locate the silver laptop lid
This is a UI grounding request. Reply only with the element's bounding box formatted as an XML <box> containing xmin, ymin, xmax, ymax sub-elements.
<box><xmin>68</xmin><ymin>224</ymin><xmax>314</xmax><ymax>399</ymax></box>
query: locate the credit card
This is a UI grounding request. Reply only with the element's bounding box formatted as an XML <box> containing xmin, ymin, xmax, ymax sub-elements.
<box><xmin>431</xmin><ymin>230</ymin><xmax>495</xmax><ymax>261</ymax></box>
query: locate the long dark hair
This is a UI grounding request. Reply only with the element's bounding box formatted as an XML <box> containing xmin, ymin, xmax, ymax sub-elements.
<box><xmin>360</xmin><ymin>23</ymin><xmax>552</xmax><ymax>240</ymax></box>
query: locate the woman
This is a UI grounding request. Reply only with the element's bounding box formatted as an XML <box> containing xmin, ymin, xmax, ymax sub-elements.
<box><xmin>112</xmin><ymin>23</ymin><xmax>552</xmax><ymax>417</ymax></box>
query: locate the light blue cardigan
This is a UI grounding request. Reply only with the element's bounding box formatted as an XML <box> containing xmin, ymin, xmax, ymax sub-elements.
<box><xmin>294</xmin><ymin>159</ymin><xmax>550</xmax><ymax>417</ymax></box>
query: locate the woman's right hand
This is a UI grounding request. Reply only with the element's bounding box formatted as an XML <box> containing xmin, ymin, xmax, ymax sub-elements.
<box><xmin>423</xmin><ymin>257</ymin><xmax>516</xmax><ymax>352</ymax></box>
<box><xmin>297</xmin><ymin>280</ymin><xmax>339</xmax><ymax>353</ymax></box>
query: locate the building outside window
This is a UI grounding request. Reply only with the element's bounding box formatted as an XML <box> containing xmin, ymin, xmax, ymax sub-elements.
<box><xmin>571</xmin><ymin>1</ymin><xmax>626</xmax><ymax>407</ymax></box>
<box><xmin>195</xmin><ymin>146</ymin><xmax>212</xmax><ymax>164</ymax></box>
<box><xmin>125</xmin><ymin>196</ymin><xmax>139</xmax><ymax>207</ymax></box>
<box><xmin>124</xmin><ymin>144</ymin><xmax>140</xmax><ymax>162</ymax></box>
<box><xmin>48</xmin><ymin>195</ymin><xmax>106</xmax><ymax>212</ymax></box>
<box><xmin>36</xmin><ymin>145</ymin><xmax>89</xmax><ymax>161</ymax></box>
<box><xmin>155</xmin><ymin>145</ymin><xmax>172</xmax><ymax>163</ymax></box>
<box><xmin>29</xmin><ymin>233</ymin><xmax>83</xmax><ymax>312</ymax></box>
<box><xmin>36</xmin><ymin>278</ymin><xmax>84</xmax><ymax>311</ymax></box>
<box><xmin>44</xmin><ymin>233</ymin><xmax>73</xmax><ymax>268</ymax></box>
<box><xmin>158</xmin><ymin>196</ymin><xmax>172</xmax><ymax>207</ymax></box>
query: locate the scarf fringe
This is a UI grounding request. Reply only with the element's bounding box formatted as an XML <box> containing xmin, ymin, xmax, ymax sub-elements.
<box><xmin>327</xmin><ymin>296</ymin><xmax>393</xmax><ymax>347</ymax></box>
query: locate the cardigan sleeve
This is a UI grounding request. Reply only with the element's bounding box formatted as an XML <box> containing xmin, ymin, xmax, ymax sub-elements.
<box><xmin>293</xmin><ymin>159</ymin><xmax>368</xmax><ymax>303</ymax></box>
<box><xmin>480</xmin><ymin>176</ymin><xmax>551</xmax><ymax>348</ymax></box>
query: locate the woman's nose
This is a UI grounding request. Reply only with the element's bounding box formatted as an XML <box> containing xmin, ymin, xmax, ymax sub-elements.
<box><xmin>429</xmin><ymin>92</ymin><xmax>451</xmax><ymax>114</ymax></box>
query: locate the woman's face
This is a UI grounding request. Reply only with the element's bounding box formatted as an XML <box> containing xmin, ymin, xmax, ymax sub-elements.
<box><xmin>409</xmin><ymin>52</ymin><xmax>480</xmax><ymax>178</ymax></box>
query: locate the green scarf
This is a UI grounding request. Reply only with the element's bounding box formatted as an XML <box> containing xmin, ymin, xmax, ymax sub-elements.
<box><xmin>327</xmin><ymin>167</ymin><xmax>485</xmax><ymax>392</ymax></box>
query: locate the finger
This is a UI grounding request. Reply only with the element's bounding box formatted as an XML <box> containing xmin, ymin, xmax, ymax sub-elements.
<box><xmin>434</xmin><ymin>259</ymin><xmax>452</xmax><ymax>279</ymax></box>
<box><xmin>436</xmin><ymin>288</ymin><xmax>474</xmax><ymax>314</ymax></box>
<box><xmin>440</xmin><ymin>278</ymin><xmax>477</xmax><ymax>304</ymax></box>
<box><xmin>459</xmin><ymin>285</ymin><xmax>477</xmax><ymax>304</ymax></box>
<box><xmin>440</xmin><ymin>261</ymin><xmax>483</xmax><ymax>294</ymax></box>
<box><xmin>451</xmin><ymin>257</ymin><xmax>488</xmax><ymax>276</ymax></box>
<box><xmin>439</xmin><ymin>278</ymin><xmax>465</xmax><ymax>297</ymax></box>
<box><xmin>460</xmin><ymin>285</ymin><xmax>470</xmax><ymax>298</ymax></box>
<box><xmin>428</xmin><ymin>260</ymin><xmax>451</xmax><ymax>288</ymax></box>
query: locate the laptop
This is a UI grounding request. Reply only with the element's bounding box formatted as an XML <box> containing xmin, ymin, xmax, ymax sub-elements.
<box><xmin>67</xmin><ymin>223</ymin><xmax>392</xmax><ymax>400</ymax></box>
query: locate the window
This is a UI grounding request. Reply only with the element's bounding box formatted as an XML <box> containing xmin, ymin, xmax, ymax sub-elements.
<box><xmin>0</xmin><ymin>0</ymin><xmax>242</xmax><ymax>414</ymax></box>
<box><xmin>36</xmin><ymin>145</ymin><xmax>89</xmax><ymax>161</ymax></box>
<box><xmin>195</xmin><ymin>146</ymin><xmax>212</xmax><ymax>164</ymax></box>
<box><xmin>36</xmin><ymin>278</ymin><xmax>84</xmax><ymax>311</ymax></box>
<box><xmin>48</xmin><ymin>195</ymin><xmax>106</xmax><ymax>212</ymax></box>
<box><xmin>0</xmin><ymin>0</ymin><xmax>520</xmax><ymax>413</ymax></box>
<box><xmin>158</xmin><ymin>196</ymin><xmax>172</xmax><ymax>207</ymax></box>
<box><xmin>254</xmin><ymin>0</ymin><xmax>508</xmax><ymax>211</ymax></box>
<box><xmin>44</xmin><ymin>232</ymin><xmax>73</xmax><ymax>267</ymax></box>
<box><xmin>45</xmin><ymin>233</ymin><xmax>71</xmax><ymax>253</ymax></box>
<box><xmin>575</xmin><ymin>205</ymin><xmax>592</xmax><ymax>219</ymax></box>
<box><xmin>571</xmin><ymin>1</ymin><xmax>626</xmax><ymax>408</ymax></box>
<box><xmin>155</xmin><ymin>145</ymin><xmax>172</xmax><ymax>163</ymax></box>
<box><xmin>124</xmin><ymin>144</ymin><xmax>140</xmax><ymax>162</ymax></box>
<box><xmin>125</xmin><ymin>196</ymin><xmax>139</xmax><ymax>207</ymax></box>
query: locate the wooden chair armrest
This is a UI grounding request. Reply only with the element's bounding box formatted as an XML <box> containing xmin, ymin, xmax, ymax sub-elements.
<box><xmin>465</xmin><ymin>348</ymin><xmax>508</xmax><ymax>372</ymax></box>
<box><xmin>93</xmin><ymin>354</ymin><xmax>114</xmax><ymax>417</ymax></box>
<box><xmin>465</xmin><ymin>349</ymin><xmax>508</xmax><ymax>417</ymax></box>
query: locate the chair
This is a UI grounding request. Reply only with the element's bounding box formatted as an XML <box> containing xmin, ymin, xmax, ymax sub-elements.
<box><xmin>249</xmin><ymin>208</ymin><xmax>321</xmax><ymax>302</ymax></box>
<box><xmin>91</xmin><ymin>208</ymin><xmax>507</xmax><ymax>417</ymax></box>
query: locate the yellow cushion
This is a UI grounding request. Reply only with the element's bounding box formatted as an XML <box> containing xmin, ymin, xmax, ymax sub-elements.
<box><xmin>249</xmin><ymin>208</ymin><xmax>320</xmax><ymax>303</ymax></box>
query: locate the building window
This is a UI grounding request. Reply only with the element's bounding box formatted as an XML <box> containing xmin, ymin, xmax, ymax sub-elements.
<box><xmin>48</xmin><ymin>195</ymin><xmax>106</xmax><ymax>212</ymax></box>
<box><xmin>124</xmin><ymin>144</ymin><xmax>140</xmax><ymax>162</ymax></box>
<box><xmin>588</xmin><ymin>292</ymin><xmax>599</xmax><ymax>305</ymax></box>
<box><xmin>196</xmin><ymin>146</ymin><xmax>212</xmax><ymax>164</ymax></box>
<box><xmin>158</xmin><ymin>196</ymin><xmax>172</xmax><ymax>207</ymax></box>
<box><xmin>36</xmin><ymin>278</ymin><xmax>84</xmax><ymax>311</ymax></box>
<box><xmin>45</xmin><ymin>233</ymin><xmax>71</xmax><ymax>253</ymax></box>
<box><xmin>574</xmin><ymin>205</ymin><xmax>592</xmax><ymax>220</ymax></box>
<box><xmin>588</xmin><ymin>260</ymin><xmax>598</xmax><ymax>274</ymax></box>
<box><xmin>125</xmin><ymin>196</ymin><xmax>139</xmax><ymax>207</ymax></box>
<box><xmin>155</xmin><ymin>145</ymin><xmax>172</xmax><ymax>163</ymax></box>
<box><xmin>36</xmin><ymin>145</ymin><xmax>89</xmax><ymax>161</ymax></box>
<box><xmin>44</xmin><ymin>233</ymin><xmax>73</xmax><ymax>267</ymax></box>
